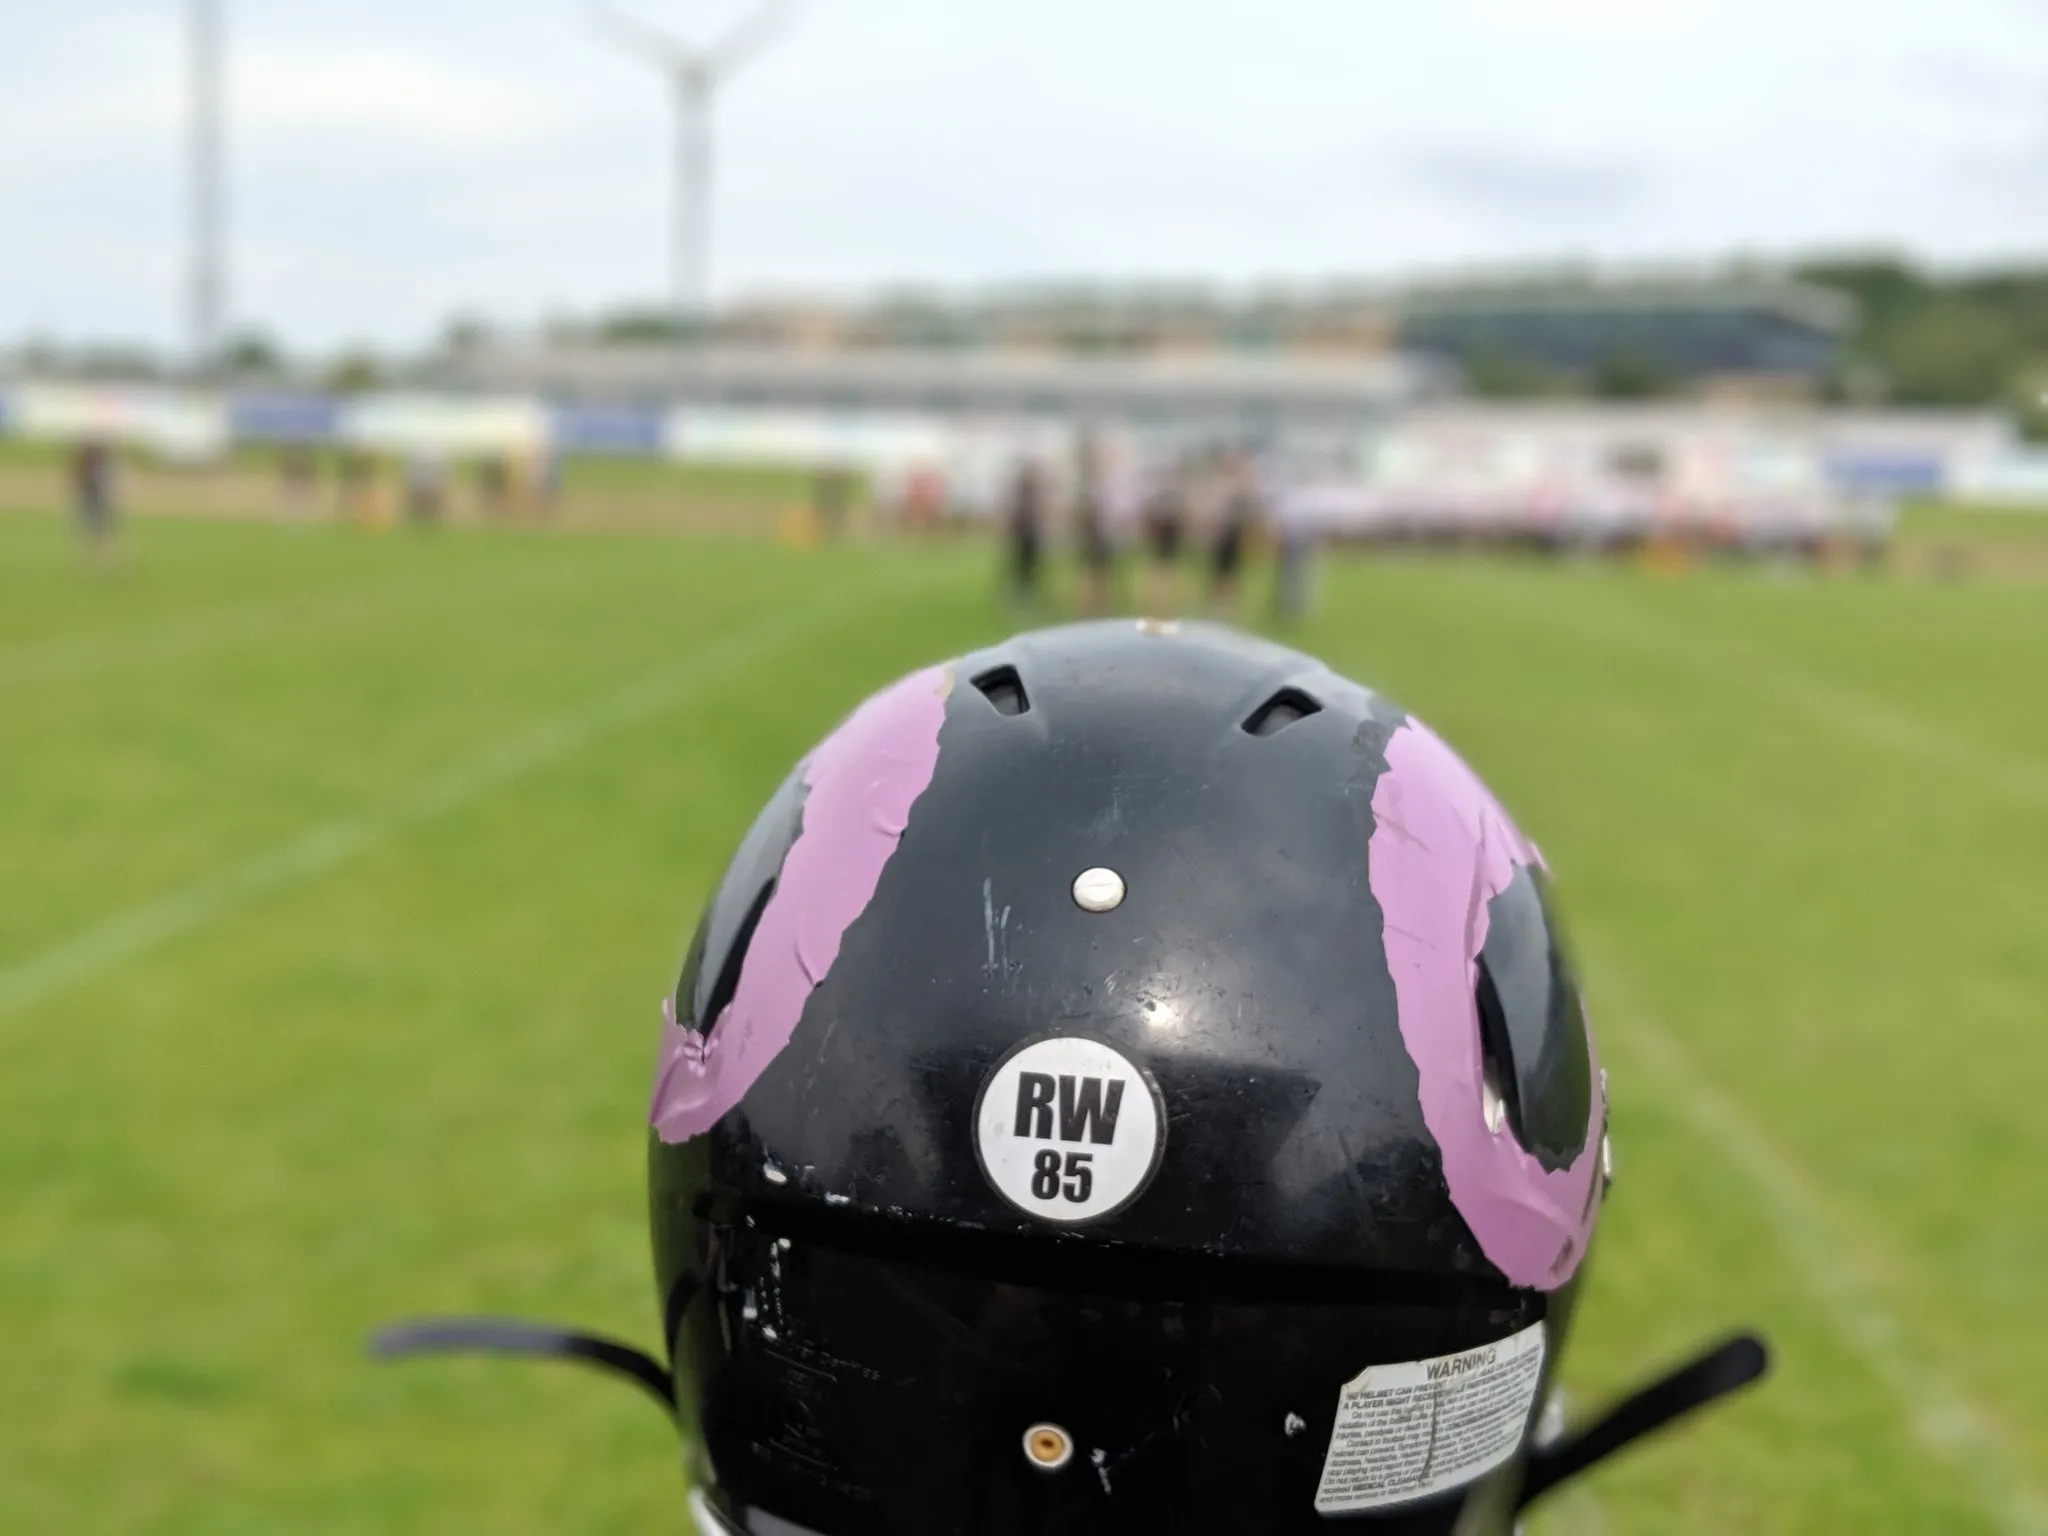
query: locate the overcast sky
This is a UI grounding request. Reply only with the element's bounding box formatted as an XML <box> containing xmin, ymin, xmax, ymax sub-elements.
<box><xmin>11</xmin><ymin>0</ymin><xmax>2048</xmax><ymax>353</ymax></box>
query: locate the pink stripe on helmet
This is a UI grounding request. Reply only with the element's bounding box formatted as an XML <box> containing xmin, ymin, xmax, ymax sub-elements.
<box><xmin>1370</xmin><ymin>717</ymin><xmax>1603</xmax><ymax>1290</ymax></box>
<box><xmin>651</xmin><ymin>664</ymin><xmax>954</xmax><ymax>1144</ymax></box>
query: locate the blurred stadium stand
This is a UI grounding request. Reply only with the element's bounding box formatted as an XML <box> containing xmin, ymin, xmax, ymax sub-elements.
<box><xmin>571</xmin><ymin>275</ymin><xmax>1853</xmax><ymax>398</ymax></box>
<box><xmin>426</xmin><ymin>343</ymin><xmax>1441</xmax><ymax>441</ymax></box>
<box><xmin>1396</xmin><ymin>279</ymin><xmax>1854</xmax><ymax>391</ymax></box>
<box><xmin>709</xmin><ymin>284</ymin><xmax>1398</xmax><ymax>356</ymax></box>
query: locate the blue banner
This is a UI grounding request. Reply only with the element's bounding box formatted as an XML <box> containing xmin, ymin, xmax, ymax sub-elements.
<box><xmin>1825</xmin><ymin>451</ymin><xmax>1945</xmax><ymax>494</ymax></box>
<box><xmin>230</xmin><ymin>393</ymin><xmax>342</xmax><ymax>443</ymax></box>
<box><xmin>548</xmin><ymin>402</ymin><xmax>666</xmax><ymax>456</ymax></box>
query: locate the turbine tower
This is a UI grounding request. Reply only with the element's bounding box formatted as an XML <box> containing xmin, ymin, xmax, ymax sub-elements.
<box><xmin>189</xmin><ymin>0</ymin><xmax>226</xmax><ymax>374</ymax></box>
<box><xmin>593</xmin><ymin>1</ymin><xmax>796</xmax><ymax>338</ymax></box>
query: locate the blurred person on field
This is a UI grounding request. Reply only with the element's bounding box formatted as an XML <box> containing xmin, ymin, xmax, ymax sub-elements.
<box><xmin>1072</xmin><ymin>429</ymin><xmax>1117</xmax><ymax>615</ymax></box>
<box><xmin>477</xmin><ymin>454</ymin><xmax>511</xmax><ymax>520</ymax></box>
<box><xmin>71</xmin><ymin>437</ymin><xmax>121</xmax><ymax>566</ymax></box>
<box><xmin>903</xmin><ymin>464</ymin><xmax>945</xmax><ymax>528</ymax></box>
<box><xmin>405</xmin><ymin>449</ymin><xmax>448</xmax><ymax>528</ymax></box>
<box><xmin>1209</xmin><ymin>446</ymin><xmax>1263</xmax><ymax>617</ymax></box>
<box><xmin>537</xmin><ymin>442</ymin><xmax>563</xmax><ymax>519</ymax></box>
<box><xmin>1004</xmin><ymin>456</ymin><xmax>1048</xmax><ymax>606</ymax></box>
<box><xmin>339</xmin><ymin>448</ymin><xmax>376</xmax><ymax>525</ymax></box>
<box><xmin>278</xmin><ymin>443</ymin><xmax>319</xmax><ymax>521</ymax></box>
<box><xmin>1272</xmin><ymin>481</ymin><xmax>1320</xmax><ymax>626</ymax></box>
<box><xmin>814</xmin><ymin>461</ymin><xmax>856</xmax><ymax>541</ymax></box>
<box><xmin>1139</xmin><ymin>454</ymin><xmax>1190</xmax><ymax>615</ymax></box>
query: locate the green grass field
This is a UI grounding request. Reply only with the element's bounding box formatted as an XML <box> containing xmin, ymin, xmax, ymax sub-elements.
<box><xmin>3</xmin><ymin>511</ymin><xmax>2044</xmax><ymax>1534</ymax></box>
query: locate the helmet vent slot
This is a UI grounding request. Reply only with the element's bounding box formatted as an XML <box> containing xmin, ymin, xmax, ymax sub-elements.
<box><xmin>1474</xmin><ymin>956</ymin><xmax>1524</xmax><ymax>1145</ymax></box>
<box><xmin>698</xmin><ymin>878</ymin><xmax>776</xmax><ymax>1031</ymax></box>
<box><xmin>1242</xmin><ymin>687</ymin><xmax>1323</xmax><ymax>737</ymax></box>
<box><xmin>972</xmin><ymin>665</ymin><xmax>1031</xmax><ymax>717</ymax></box>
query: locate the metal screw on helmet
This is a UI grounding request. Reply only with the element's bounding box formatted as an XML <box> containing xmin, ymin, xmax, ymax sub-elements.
<box><xmin>1072</xmin><ymin>867</ymin><xmax>1126</xmax><ymax>912</ymax></box>
<box><xmin>1022</xmin><ymin>1422</ymin><xmax>1074</xmax><ymax>1472</ymax></box>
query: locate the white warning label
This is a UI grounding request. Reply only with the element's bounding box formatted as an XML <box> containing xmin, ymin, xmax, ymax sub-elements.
<box><xmin>1313</xmin><ymin>1322</ymin><xmax>1547</xmax><ymax>1515</ymax></box>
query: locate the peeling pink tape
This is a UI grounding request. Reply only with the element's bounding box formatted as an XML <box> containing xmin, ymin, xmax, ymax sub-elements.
<box><xmin>651</xmin><ymin>665</ymin><xmax>953</xmax><ymax>1143</ymax></box>
<box><xmin>1370</xmin><ymin>718</ymin><xmax>1603</xmax><ymax>1290</ymax></box>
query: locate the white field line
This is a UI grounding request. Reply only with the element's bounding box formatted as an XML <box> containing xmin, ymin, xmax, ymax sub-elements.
<box><xmin>1595</xmin><ymin>966</ymin><xmax>2048</xmax><ymax>1535</ymax></box>
<box><xmin>1</xmin><ymin>578</ymin><xmax>408</xmax><ymax>686</ymax></box>
<box><xmin>0</xmin><ymin>556</ymin><xmax>606</xmax><ymax>689</ymax></box>
<box><xmin>1486</xmin><ymin>579</ymin><xmax>2048</xmax><ymax>810</ymax></box>
<box><xmin>1464</xmin><ymin>578</ymin><xmax>2044</xmax><ymax>1527</ymax></box>
<box><xmin>0</xmin><ymin>581</ymin><xmax>919</xmax><ymax>1014</ymax></box>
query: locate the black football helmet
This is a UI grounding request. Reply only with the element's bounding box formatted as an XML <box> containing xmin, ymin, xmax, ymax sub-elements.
<box><xmin>377</xmin><ymin>620</ymin><xmax>1765</xmax><ymax>1534</ymax></box>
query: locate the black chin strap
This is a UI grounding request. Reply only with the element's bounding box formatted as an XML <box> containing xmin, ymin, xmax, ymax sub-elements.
<box><xmin>368</xmin><ymin>1317</ymin><xmax>675</xmax><ymax>1414</ymax></box>
<box><xmin>1518</xmin><ymin>1333</ymin><xmax>1769</xmax><ymax>1510</ymax></box>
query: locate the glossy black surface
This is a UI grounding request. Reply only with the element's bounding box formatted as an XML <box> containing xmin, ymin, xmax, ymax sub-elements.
<box><xmin>662</xmin><ymin>624</ymin><xmax>1500</xmax><ymax>1273</ymax></box>
<box><xmin>1474</xmin><ymin>867</ymin><xmax>1593</xmax><ymax>1173</ymax></box>
<box><xmin>652</xmin><ymin>622</ymin><xmax>1600</xmax><ymax>1533</ymax></box>
<box><xmin>671</xmin><ymin>1200</ymin><xmax>1567</xmax><ymax>1535</ymax></box>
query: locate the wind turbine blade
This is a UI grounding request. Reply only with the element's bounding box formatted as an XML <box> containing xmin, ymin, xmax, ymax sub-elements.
<box><xmin>706</xmin><ymin>0</ymin><xmax>798</xmax><ymax>77</ymax></box>
<box><xmin>589</xmin><ymin>2</ymin><xmax>696</xmax><ymax>70</ymax></box>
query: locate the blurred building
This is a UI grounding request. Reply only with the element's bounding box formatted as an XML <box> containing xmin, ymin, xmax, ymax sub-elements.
<box><xmin>430</xmin><ymin>275</ymin><xmax>1871</xmax><ymax>456</ymax></box>
<box><xmin>502</xmin><ymin>274</ymin><xmax>1857</xmax><ymax>416</ymax></box>
<box><xmin>432</xmin><ymin>343</ymin><xmax>1439</xmax><ymax>445</ymax></box>
<box><xmin>714</xmin><ymin>286</ymin><xmax>1397</xmax><ymax>357</ymax></box>
<box><xmin>1395</xmin><ymin>279</ymin><xmax>1854</xmax><ymax>395</ymax></box>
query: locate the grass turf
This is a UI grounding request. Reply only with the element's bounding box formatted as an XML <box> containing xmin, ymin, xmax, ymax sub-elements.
<box><xmin>1</xmin><ymin>513</ymin><xmax>2042</xmax><ymax>1533</ymax></box>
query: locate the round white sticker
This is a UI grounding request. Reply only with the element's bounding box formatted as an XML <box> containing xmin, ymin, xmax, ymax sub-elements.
<box><xmin>974</xmin><ymin>1035</ymin><xmax>1165</xmax><ymax>1224</ymax></box>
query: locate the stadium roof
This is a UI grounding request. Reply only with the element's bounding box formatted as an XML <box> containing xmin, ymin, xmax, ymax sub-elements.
<box><xmin>1395</xmin><ymin>279</ymin><xmax>1857</xmax><ymax>335</ymax></box>
<box><xmin>1393</xmin><ymin>278</ymin><xmax>1857</xmax><ymax>380</ymax></box>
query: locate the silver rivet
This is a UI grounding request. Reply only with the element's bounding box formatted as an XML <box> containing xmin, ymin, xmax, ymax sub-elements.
<box><xmin>762</xmin><ymin>1162</ymin><xmax>788</xmax><ymax>1186</ymax></box>
<box><xmin>1284</xmin><ymin>1412</ymin><xmax>1307</xmax><ymax>1438</ymax></box>
<box><xmin>1072</xmin><ymin>867</ymin><xmax>1126</xmax><ymax>912</ymax></box>
<box><xmin>1022</xmin><ymin>1422</ymin><xmax>1075</xmax><ymax>1471</ymax></box>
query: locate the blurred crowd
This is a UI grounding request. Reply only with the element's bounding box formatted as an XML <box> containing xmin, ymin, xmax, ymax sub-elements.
<box><xmin>54</xmin><ymin>417</ymin><xmax>1892</xmax><ymax>593</ymax></box>
<box><xmin>992</xmin><ymin>433</ymin><xmax>1317</xmax><ymax>624</ymax></box>
<box><xmin>295</xmin><ymin>444</ymin><xmax>563</xmax><ymax>528</ymax></box>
